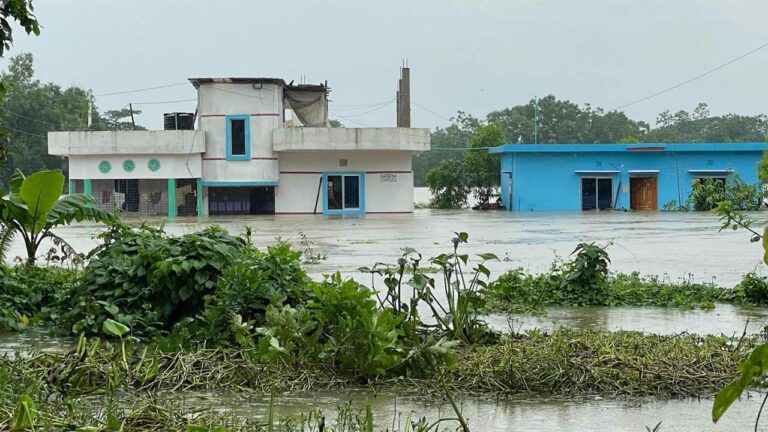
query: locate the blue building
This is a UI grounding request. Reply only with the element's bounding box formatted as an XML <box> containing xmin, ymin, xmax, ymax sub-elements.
<box><xmin>489</xmin><ymin>142</ymin><xmax>767</xmax><ymax>212</ymax></box>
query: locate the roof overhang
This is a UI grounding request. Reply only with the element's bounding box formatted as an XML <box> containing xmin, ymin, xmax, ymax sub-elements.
<box><xmin>688</xmin><ymin>169</ymin><xmax>735</xmax><ymax>175</ymax></box>
<box><xmin>574</xmin><ymin>170</ymin><xmax>620</xmax><ymax>175</ymax></box>
<box><xmin>489</xmin><ymin>142</ymin><xmax>768</xmax><ymax>154</ymax></box>
<box><xmin>188</xmin><ymin>77</ymin><xmax>287</xmax><ymax>87</ymax></box>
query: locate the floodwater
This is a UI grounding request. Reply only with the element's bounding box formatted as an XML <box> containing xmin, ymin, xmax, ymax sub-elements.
<box><xmin>5</xmin><ymin>194</ymin><xmax>768</xmax><ymax>430</ymax></box>
<box><xmin>174</xmin><ymin>389</ymin><xmax>763</xmax><ymax>432</ymax></box>
<box><xmin>492</xmin><ymin>304</ymin><xmax>768</xmax><ymax>336</ymax></box>
<box><xmin>7</xmin><ymin>194</ymin><xmax>768</xmax><ymax>336</ymax></box>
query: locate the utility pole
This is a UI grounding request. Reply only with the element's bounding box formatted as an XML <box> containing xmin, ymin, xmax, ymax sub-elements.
<box><xmin>533</xmin><ymin>96</ymin><xmax>538</xmax><ymax>144</ymax></box>
<box><xmin>129</xmin><ymin>103</ymin><xmax>136</xmax><ymax>130</ymax></box>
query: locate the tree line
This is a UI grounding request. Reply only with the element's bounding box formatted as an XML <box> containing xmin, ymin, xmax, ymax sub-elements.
<box><xmin>1</xmin><ymin>53</ymin><xmax>766</xmax><ymax>197</ymax></box>
<box><xmin>415</xmin><ymin>96</ymin><xmax>768</xmax><ymax>208</ymax></box>
<box><xmin>0</xmin><ymin>54</ymin><xmax>146</xmax><ymax>186</ymax></box>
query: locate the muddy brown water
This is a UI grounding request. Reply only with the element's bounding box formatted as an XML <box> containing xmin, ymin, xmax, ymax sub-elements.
<box><xmin>167</xmin><ymin>389</ymin><xmax>763</xmax><ymax>431</ymax></box>
<box><xmin>5</xmin><ymin>202</ymin><xmax>768</xmax><ymax>429</ymax></box>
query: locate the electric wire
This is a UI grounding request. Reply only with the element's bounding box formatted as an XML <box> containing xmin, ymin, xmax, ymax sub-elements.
<box><xmin>94</xmin><ymin>82</ymin><xmax>188</xmax><ymax>97</ymax></box>
<box><xmin>412</xmin><ymin>101</ymin><xmax>453</xmax><ymax>122</ymax></box>
<box><xmin>130</xmin><ymin>98</ymin><xmax>196</xmax><ymax>105</ymax></box>
<box><xmin>613</xmin><ymin>39</ymin><xmax>768</xmax><ymax>111</ymax></box>
<box><xmin>331</xmin><ymin>99</ymin><xmax>395</xmax><ymax>111</ymax></box>
<box><xmin>329</xmin><ymin>99</ymin><xmax>394</xmax><ymax>118</ymax></box>
<box><xmin>2</xmin><ymin>125</ymin><xmax>47</xmax><ymax>138</ymax></box>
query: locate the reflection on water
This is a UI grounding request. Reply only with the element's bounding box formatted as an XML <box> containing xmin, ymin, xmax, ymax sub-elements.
<box><xmin>0</xmin><ymin>332</ymin><xmax>73</xmax><ymax>356</ymax></box>
<box><xmin>173</xmin><ymin>389</ymin><xmax>763</xmax><ymax>432</ymax></box>
<box><xmin>487</xmin><ymin>304</ymin><xmax>768</xmax><ymax>336</ymax></box>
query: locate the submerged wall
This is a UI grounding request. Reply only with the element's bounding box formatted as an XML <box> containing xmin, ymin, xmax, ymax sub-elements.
<box><xmin>495</xmin><ymin>143</ymin><xmax>765</xmax><ymax>212</ymax></box>
<box><xmin>275</xmin><ymin>150</ymin><xmax>414</xmax><ymax>214</ymax></box>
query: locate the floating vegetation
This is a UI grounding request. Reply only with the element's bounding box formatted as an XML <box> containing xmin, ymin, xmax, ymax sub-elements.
<box><xmin>484</xmin><ymin>243</ymin><xmax>741</xmax><ymax>312</ymax></box>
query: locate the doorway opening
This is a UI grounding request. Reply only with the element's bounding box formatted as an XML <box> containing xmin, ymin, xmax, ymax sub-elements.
<box><xmin>630</xmin><ymin>177</ymin><xmax>658</xmax><ymax>210</ymax></box>
<box><xmin>581</xmin><ymin>177</ymin><xmax>613</xmax><ymax>210</ymax></box>
<box><xmin>208</xmin><ymin>187</ymin><xmax>275</xmax><ymax>215</ymax></box>
<box><xmin>325</xmin><ymin>173</ymin><xmax>364</xmax><ymax>214</ymax></box>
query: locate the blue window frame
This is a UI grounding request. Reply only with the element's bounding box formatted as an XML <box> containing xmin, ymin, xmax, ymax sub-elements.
<box><xmin>322</xmin><ymin>172</ymin><xmax>365</xmax><ymax>215</ymax></box>
<box><xmin>225</xmin><ymin>115</ymin><xmax>250</xmax><ymax>161</ymax></box>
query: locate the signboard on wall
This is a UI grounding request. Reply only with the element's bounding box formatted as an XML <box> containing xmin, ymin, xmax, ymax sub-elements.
<box><xmin>380</xmin><ymin>173</ymin><xmax>398</xmax><ymax>183</ymax></box>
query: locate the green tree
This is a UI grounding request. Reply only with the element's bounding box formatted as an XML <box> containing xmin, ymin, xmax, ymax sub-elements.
<box><xmin>0</xmin><ymin>0</ymin><xmax>40</xmax><ymax>161</ymax></box>
<box><xmin>425</xmin><ymin>159</ymin><xmax>469</xmax><ymax>209</ymax></box>
<box><xmin>413</xmin><ymin>112</ymin><xmax>479</xmax><ymax>186</ymax></box>
<box><xmin>0</xmin><ymin>0</ymin><xmax>39</xmax><ymax>58</ymax></box>
<box><xmin>463</xmin><ymin>124</ymin><xmax>503</xmax><ymax>207</ymax></box>
<box><xmin>0</xmin><ymin>54</ymin><xmax>145</xmax><ymax>186</ymax></box>
<box><xmin>103</xmin><ymin>108</ymin><xmax>146</xmax><ymax>131</ymax></box>
<box><xmin>0</xmin><ymin>169</ymin><xmax>115</xmax><ymax>264</ymax></box>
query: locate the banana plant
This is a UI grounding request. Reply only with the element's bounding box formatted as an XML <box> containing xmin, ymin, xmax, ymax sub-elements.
<box><xmin>0</xmin><ymin>169</ymin><xmax>116</xmax><ymax>264</ymax></box>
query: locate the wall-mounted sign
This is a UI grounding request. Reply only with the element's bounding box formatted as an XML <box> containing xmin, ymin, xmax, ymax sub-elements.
<box><xmin>380</xmin><ymin>173</ymin><xmax>398</xmax><ymax>183</ymax></box>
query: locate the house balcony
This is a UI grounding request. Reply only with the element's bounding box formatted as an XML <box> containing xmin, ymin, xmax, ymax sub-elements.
<box><xmin>48</xmin><ymin>130</ymin><xmax>205</xmax><ymax>156</ymax></box>
<box><xmin>272</xmin><ymin>127</ymin><xmax>430</xmax><ymax>152</ymax></box>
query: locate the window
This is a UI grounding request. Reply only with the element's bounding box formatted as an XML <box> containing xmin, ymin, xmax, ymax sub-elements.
<box><xmin>325</xmin><ymin>173</ymin><xmax>364</xmax><ymax>214</ymax></box>
<box><xmin>581</xmin><ymin>177</ymin><xmax>613</xmax><ymax>210</ymax></box>
<box><xmin>226</xmin><ymin>115</ymin><xmax>250</xmax><ymax>160</ymax></box>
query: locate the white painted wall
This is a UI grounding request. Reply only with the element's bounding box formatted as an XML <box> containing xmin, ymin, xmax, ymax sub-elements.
<box><xmin>273</xmin><ymin>127</ymin><xmax>430</xmax><ymax>152</ymax></box>
<box><xmin>68</xmin><ymin>154</ymin><xmax>201</xmax><ymax>180</ymax></box>
<box><xmin>48</xmin><ymin>130</ymin><xmax>204</xmax><ymax>155</ymax></box>
<box><xmin>197</xmin><ymin>83</ymin><xmax>282</xmax><ymax>183</ymax></box>
<box><xmin>275</xmin><ymin>150</ymin><xmax>414</xmax><ymax>213</ymax></box>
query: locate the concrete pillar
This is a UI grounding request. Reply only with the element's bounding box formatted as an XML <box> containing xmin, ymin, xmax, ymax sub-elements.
<box><xmin>196</xmin><ymin>179</ymin><xmax>203</xmax><ymax>218</ymax></box>
<box><xmin>83</xmin><ymin>179</ymin><xmax>92</xmax><ymax>197</ymax></box>
<box><xmin>68</xmin><ymin>179</ymin><xmax>75</xmax><ymax>195</ymax></box>
<box><xmin>167</xmin><ymin>178</ymin><xmax>176</xmax><ymax>218</ymax></box>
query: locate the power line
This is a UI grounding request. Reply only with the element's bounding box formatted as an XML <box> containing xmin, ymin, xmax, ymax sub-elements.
<box><xmin>330</xmin><ymin>99</ymin><xmax>394</xmax><ymax>118</ymax></box>
<box><xmin>331</xmin><ymin>99</ymin><xmax>395</xmax><ymax>110</ymax></box>
<box><xmin>331</xmin><ymin>114</ymin><xmax>373</xmax><ymax>127</ymax></box>
<box><xmin>412</xmin><ymin>101</ymin><xmax>453</xmax><ymax>122</ymax></box>
<box><xmin>2</xmin><ymin>125</ymin><xmax>48</xmax><ymax>138</ymax></box>
<box><xmin>2</xmin><ymin>109</ymin><xmax>60</xmax><ymax>127</ymax></box>
<box><xmin>130</xmin><ymin>98</ymin><xmax>196</xmax><ymax>105</ymax></box>
<box><xmin>94</xmin><ymin>82</ymin><xmax>188</xmax><ymax>97</ymax></box>
<box><xmin>613</xmin><ymin>39</ymin><xmax>768</xmax><ymax>111</ymax></box>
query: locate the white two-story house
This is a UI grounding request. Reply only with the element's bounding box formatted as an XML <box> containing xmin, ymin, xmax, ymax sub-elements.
<box><xmin>48</xmin><ymin>77</ymin><xmax>430</xmax><ymax>217</ymax></box>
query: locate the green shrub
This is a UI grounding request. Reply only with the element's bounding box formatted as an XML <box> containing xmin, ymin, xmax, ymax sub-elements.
<box><xmin>425</xmin><ymin>159</ymin><xmax>469</xmax><ymax>209</ymax></box>
<box><xmin>485</xmin><ymin>244</ymin><xmax>733</xmax><ymax>310</ymax></box>
<box><xmin>735</xmin><ymin>272</ymin><xmax>768</xmax><ymax>303</ymax></box>
<box><xmin>0</xmin><ymin>265</ymin><xmax>79</xmax><ymax>330</ymax></box>
<box><xmin>63</xmin><ymin>222</ymin><xmax>244</xmax><ymax>335</ymax></box>
<box><xmin>558</xmin><ymin>243</ymin><xmax>611</xmax><ymax>305</ymax></box>
<box><xmin>689</xmin><ymin>174</ymin><xmax>762</xmax><ymax>211</ymax></box>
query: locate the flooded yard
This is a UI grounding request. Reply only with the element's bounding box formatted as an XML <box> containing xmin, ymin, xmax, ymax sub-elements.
<box><xmin>4</xmin><ymin>205</ymin><xmax>767</xmax><ymax>431</ymax></box>
<box><xmin>10</xmin><ymin>208</ymin><xmax>766</xmax><ymax>287</ymax></box>
<box><xmin>167</xmin><ymin>389</ymin><xmax>762</xmax><ymax>432</ymax></box>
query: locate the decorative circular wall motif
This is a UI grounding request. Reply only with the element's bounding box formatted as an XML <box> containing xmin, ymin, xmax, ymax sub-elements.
<box><xmin>123</xmin><ymin>159</ymin><xmax>135</xmax><ymax>172</ymax></box>
<box><xmin>147</xmin><ymin>159</ymin><xmax>161</xmax><ymax>172</ymax></box>
<box><xmin>98</xmin><ymin>160</ymin><xmax>111</xmax><ymax>174</ymax></box>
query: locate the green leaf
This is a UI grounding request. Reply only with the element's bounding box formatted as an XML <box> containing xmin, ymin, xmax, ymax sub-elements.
<box><xmin>11</xmin><ymin>395</ymin><xmax>36</xmax><ymax>431</ymax></box>
<box><xmin>8</xmin><ymin>169</ymin><xmax>24</xmax><ymax>195</ymax></box>
<box><xmin>19</xmin><ymin>170</ymin><xmax>65</xmax><ymax>225</ymax></box>
<box><xmin>477</xmin><ymin>252</ymin><xmax>500</xmax><ymax>261</ymax></box>
<box><xmin>455</xmin><ymin>232</ymin><xmax>469</xmax><ymax>243</ymax></box>
<box><xmin>712</xmin><ymin>342</ymin><xmax>768</xmax><ymax>422</ymax></box>
<box><xmin>102</xmin><ymin>318</ymin><xmax>130</xmax><ymax>337</ymax></box>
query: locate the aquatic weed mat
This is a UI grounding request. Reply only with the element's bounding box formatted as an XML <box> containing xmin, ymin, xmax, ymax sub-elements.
<box><xmin>0</xmin><ymin>329</ymin><xmax>754</xmax><ymax>400</ymax></box>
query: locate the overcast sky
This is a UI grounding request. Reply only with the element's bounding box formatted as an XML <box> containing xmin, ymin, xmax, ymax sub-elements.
<box><xmin>6</xmin><ymin>0</ymin><xmax>768</xmax><ymax>131</ymax></box>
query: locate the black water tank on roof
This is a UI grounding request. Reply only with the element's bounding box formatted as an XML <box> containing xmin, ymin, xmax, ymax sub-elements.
<box><xmin>163</xmin><ymin>112</ymin><xmax>195</xmax><ymax>130</ymax></box>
